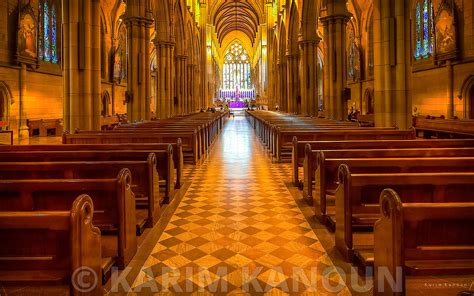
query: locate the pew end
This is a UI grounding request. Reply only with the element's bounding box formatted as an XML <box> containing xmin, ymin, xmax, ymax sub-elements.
<box><xmin>0</xmin><ymin>194</ymin><xmax>102</xmax><ymax>295</ymax></box>
<box><xmin>374</xmin><ymin>189</ymin><xmax>474</xmax><ymax>296</ymax></box>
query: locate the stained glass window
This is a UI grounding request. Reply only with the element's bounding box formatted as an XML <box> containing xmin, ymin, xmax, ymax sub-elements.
<box><xmin>414</xmin><ymin>0</ymin><xmax>433</xmax><ymax>60</ymax></box>
<box><xmin>38</xmin><ymin>0</ymin><xmax>59</xmax><ymax>64</ymax></box>
<box><xmin>222</xmin><ymin>41</ymin><xmax>252</xmax><ymax>93</ymax></box>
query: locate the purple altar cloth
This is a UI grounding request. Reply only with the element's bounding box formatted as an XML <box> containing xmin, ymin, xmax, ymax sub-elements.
<box><xmin>229</xmin><ymin>101</ymin><xmax>246</xmax><ymax>108</ymax></box>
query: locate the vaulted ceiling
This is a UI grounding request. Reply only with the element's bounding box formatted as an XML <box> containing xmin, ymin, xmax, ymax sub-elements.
<box><xmin>211</xmin><ymin>0</ymin><xmax>262</xmax><ymax>46</ymax></box>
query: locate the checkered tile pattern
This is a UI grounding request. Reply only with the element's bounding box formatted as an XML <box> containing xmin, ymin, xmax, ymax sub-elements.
<box><xmin>130</xmin><ymin>116</ymin><xmax>350</xmax><ymax>295</ymax></box>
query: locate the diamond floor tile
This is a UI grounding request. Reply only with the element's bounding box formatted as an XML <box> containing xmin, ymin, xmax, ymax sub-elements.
<box><xmin>129</xmin><ymin>115</ymin><xmax>350</xmax><ymax>295</ymax></box>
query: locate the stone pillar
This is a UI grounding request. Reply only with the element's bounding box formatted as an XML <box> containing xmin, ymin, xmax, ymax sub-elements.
<box><xmin>182</xmin><ymin>56</ymin><xmax>188</xmax><ymax>114</ymax></box>
<box><xmin>194</xmin><ymin>65</ymin><xmax>200</xmax><ymax>112</ymax></box>
<box><xmin>175</xmin><ymin>55</ymin><xmax>185</xmax><ymax>115</ymax></box>
<box><xmin>286</xmin><ymin>54</ymin><xmax>298</xmax><ymax>113</ymax></box>
<box><xmin>18</xmin><ymin>64</ymin><xmax>29</xmax><ymax>141</ymax></box>
<box><xmin>125</xmin><ymin>0</ymin><xmax>153</xmax><ymax>122</ymax></box>
<box><xmin>320</xmin><ymin>1</ymin><xmax>351</xmax><ymax>120</ymax></box>
<box><xmin>374</xmin><ymin>0</ymin><xmax>409</xmax><ymax>128</ymax></box>
<box><xmin>154</xmin><ymin>41</ymin><xmax>174</xmax><ymax>118</ymax></box>
<box><xmin>62</xmin><ymin>0</ymin><xmax>101</xmax><ymax>131</ymax></box>
<box><xmin>166</xmin><ymin>45</ymin><xmax>173</xmax><ymax>117</ymax></box>
<box><xmin>279</xmin><ymin>60</ymin><xmax>287</xmax><ymax>112</ymax></box>
<box><xmin>299</xmin><ymin>39</ymin><xmax>320</xmax><ymax>116</ymax></box>
<box><xmin>187</xmin><ymin>64</ymin><xmax>194</xmax><ymax>113</ymax></box>
<box><xmin>447</xmin><ymin>60</ymin><xmax>454</xmax><ymax>118</ymax></box>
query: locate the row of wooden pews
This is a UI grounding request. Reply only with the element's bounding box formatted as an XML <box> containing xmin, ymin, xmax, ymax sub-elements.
<box><xmin>66</xmin><ymin>111</ymin><xmax>227</xmax><ymax>164</ymax></box>
<box><xmin>0</xmin><ymin>111</ymin><xmax>228</xmax><ymax>294</ymax></box>
<box><xmin>304</xmin><ymin>141</ymin><xmax>474</xmax><ymax>295</ymax></box>
<box><xmin>249</xmin><ymin>111</ymin><xmax>474</xmax><ymax>295</ymax></box>
<box><xmin>246</xmin><ymin>110</ymin><xmax>415</xmax><ymax>162</ymax></box>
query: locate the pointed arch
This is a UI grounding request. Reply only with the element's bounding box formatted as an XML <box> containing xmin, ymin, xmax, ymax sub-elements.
<box><xmin>152</xmin><ymin>0</ymin><xmax>171</xmax><ymax>41</ymax></box>
<box><xmin>174</xmin><ymin>2</ymin><xmax>185</xmax><ymax>56</ymax></box>
<box><xmin>363</xmin><ymin>87</ymin><xmax>375</xmax><ymax>115</ymax></box>
<box><xmin>0</xmin><ymin>81</ymin><xmax>13</xmax><ymax>130</ymax></box>
<box><xmin>287</xmin><ymin>2</ymin><xmax>299</xmax><ymax>55</ymax></box>
<box><xmin>301</xmin><ymin>0</ymin><xmax>319</xmax><ymax>41</ymax></box>
<box><xmin>101</xmin><ymin>90</ymin><xmax>111</xmax><ymax>117</ymax></box>
<box><xmin>460</xmin><ymin>75</ymin><xmax>474</xmax><ymax>119</ymax></box>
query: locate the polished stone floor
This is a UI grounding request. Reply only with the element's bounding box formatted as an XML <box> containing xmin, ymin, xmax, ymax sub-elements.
<box><xmin>127</xmin><ymin>115</ymin><xmax>351</xmax><ymax>295</ymax></box>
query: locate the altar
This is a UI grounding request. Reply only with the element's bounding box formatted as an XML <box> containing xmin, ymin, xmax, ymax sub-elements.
<box><xmin>229</xmin><ymin>101</ymin><xmax>246</xmax><ymax>109</ymax></box>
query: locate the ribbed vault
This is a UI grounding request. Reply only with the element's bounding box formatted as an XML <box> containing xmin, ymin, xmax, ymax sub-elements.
<box><xmin>212</xmin><ymin>0</ymin><xmax>261</xmax><ymax>46</ymax></box>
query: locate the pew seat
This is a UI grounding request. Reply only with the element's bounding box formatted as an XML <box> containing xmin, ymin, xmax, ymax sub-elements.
<box><xmin>0</xmin><ymin>169</ymin><xmax>136</xmax><ymax>273</ymax></box>
<box><xmin>0</xmin><ymin>194</ymin><xmax>102</xmax><ymax>294</ymax></box>
<box><xmin>0</xmin><ymin>158</ymin><xmax>160</xmax><ymax>234</ymax></box>
<box><xmin>334</xmin><ymin>167</ymin><xmax>474</xmax><ymax>269</ymax></box>
<box><xmin>374</xmin><ymin>189</ymin><xmax>474</xmax><ymax>295</ymax></box>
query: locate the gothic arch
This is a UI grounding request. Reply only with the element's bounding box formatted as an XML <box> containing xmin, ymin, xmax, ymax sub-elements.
<box><xmin>0</xmin><ymin>81</ymin><xmax>13</xmax><ymax>130</ymax></box>
<box><xmin>101</xmin><ymin>90</ymin><xmax>111</xmax><ymax>117</ymax></box>
<box><xmin>152</xmin><ymin>0</ymin><xmax>171</xmax><ymax>41</ymax></box>
<box><xmin>363</xmin><ymin>87</ymin><xmax>375</xmax><ymax>115</ymax></box>
<box><xmin>460</xmin><ymin>75</ymin><xmax>474</xmax><ymax>119</ymax></box>
<box><xmin>300</xmin><ymin>0</ymin><xmax>318</xmax><ymax>41</ymax></box>
<box><xmin>287</xmin><ymin>2</ymin><xmax>299</xmax><ymax>55</ymax></box>
<box><xmin>174</xmin><ymin>3</ymin><xmax>185</xmax><ymax>56</ymax></box>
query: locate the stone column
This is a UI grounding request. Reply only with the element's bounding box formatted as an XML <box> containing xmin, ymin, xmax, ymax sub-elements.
<box><xmin>154</xmin><ymin>41</ymin><xmax>174</xmax><ymax>118</ymax></box>
<box><xmin>62</xmin><ymin>0</ymin><xmax>101</xmax><ymax>131</ymax></box>
<box><xmin>18</xmin><ymin>64</ymin><xmax>29</xmax><ymax>141</ymax></box>
<box><xmin>299</xmin><ymin>39</ymin><xmax>320</xmax><ymax>116</ymax></box>
<box><xmin>175</xmin><ymin>55</ymin><xmax>186</xmax><ymax>114</ymax></box>
<box><xmin>286</xmin><ymin>54</ymin><xmax>298</xmax><ymax>113</ymax></box>
<box><xmin>279</xmin><ymin>60</ymin><xmax>287</xmax><ymax>112</ymax></box>
<box><xmin>447</xmin><ymin>60</ymin><xmax>454</xmax><ymax>118</ymax></box>
<box><xmin>373</xmin><ymin>0</ymin><xmax>409</xmax><ymax>128</ymax></box>
<box><xmin>320</xmin><ymin>1</ymin><xmax>351</xmax><ymax>120</ymax></box>
<box><xmin>125</xmin><ymin>1</ymin><xmax>153</xmax><ymax>122</ymax></box>
<box><xmin>187</xmin><ymin>64</ymin><xmax>194</xmax><ymax>113</ymax></box>
<box><xmin>193</xmin><ymin>65</ymin><xmax>200</xmax><ymax>112</ymax></box>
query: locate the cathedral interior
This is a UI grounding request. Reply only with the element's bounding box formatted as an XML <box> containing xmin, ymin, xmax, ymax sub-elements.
<box><xmin>0</xmin><ymin>0</ymin><xmax>473</xmax><ymax>295</ymax></box>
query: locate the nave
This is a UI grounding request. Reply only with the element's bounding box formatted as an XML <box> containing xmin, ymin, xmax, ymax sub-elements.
<box><xmin>115</xmin><ymin>114</ymin><xmax>352</xmax><ymax>295</ymax></box>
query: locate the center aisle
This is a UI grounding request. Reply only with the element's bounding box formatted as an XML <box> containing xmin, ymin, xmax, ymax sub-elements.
<box><xmin>129</xmin><ymin>115</ymin><xmax>350</xmax><ymax>295</ymax></box>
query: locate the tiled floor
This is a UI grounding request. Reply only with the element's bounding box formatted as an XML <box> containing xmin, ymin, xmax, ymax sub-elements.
<box><xmin>127</xmin><ymin>115</ymin><xmax>350</xmax><ymax>295</ymax></box>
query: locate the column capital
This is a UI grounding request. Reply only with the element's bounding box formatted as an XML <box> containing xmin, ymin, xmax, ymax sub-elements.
<box><xmin>298</xmin><ymin>37</ymin><xmax>321</xmax><ymax>47</ymax></box>
<box><xmin>124</xmin><ymin>16</ymin><xmax>154</xmax><ymax>28</ymax></box>
<box><xmin>319</xmin><ymin>13</ymin><xmax>351</xmax><ymax>26</ymax></box>
<box><xmin>154</xmin><ymin>40</ymin><xmax>175</xmax><ymax>49</ymax></box>
<box><xmin>175</xmin><ymin>54</ymin><xmax>188</xmax><ymax>60</ymax></box>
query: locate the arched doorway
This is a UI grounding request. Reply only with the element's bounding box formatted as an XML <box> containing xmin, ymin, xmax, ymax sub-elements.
<box><xmin>101</xmin><ymin>91</ymin><xmax>111</xmax><ymax>117</ymax></box>
<box><xmin>469</xmin><ymin>85</ymin><xmax>474</xmax><ymax>119</ymax></box>
<box><xmin>0</xmin><ymin>81</ymin><xmax>12</xmax><ymax>131</ymax></box>
<box><xmin>363</xmin><ymin>88</ymin><xmax>374</xmax><ymax>114</ymax></box>
<box><xmin>461</xmin><ymin>75</ymin><xmax>474</xmax><ymax>119</ymax></box>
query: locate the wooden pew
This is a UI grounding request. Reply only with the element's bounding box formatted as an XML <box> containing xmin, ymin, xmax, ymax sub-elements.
<box><xmin>304</xmin><ymin>147</ymin><xmax>474</xmax><ymax>208</ymax></box>
<box><xmin>334</xmin><ymin>166</ymin><xmax>474</xmax><ymax>268</ymax></box>
<box><xmin>0</xmin><ymin>157</ymin><xmax>160</xmax><ymax>234</ymax></box>
<box><xmin>63</xmin><ymin>131</ymin><xmax>199</xmax><ymax>164</ymax></box>
<box><xmin>313</xmin><ymin>155</ymin><xmax>474</xmax><ymax>227</ymax></box>
<box><xmin>292</xmin><ymin>138</ymin><xmax>474</xmax><ymax>186</ymax></box>
<box><xmin>0</xmin><ymin>148</ymin><xmax>176</xmax><ymax>203</ymax></box>
<box><xmin>0</xmin><ymin>168</ymin><xmax>136</xmax><ymax>271</ymax></box>
<box><xmin>414</xmin><ymin>116</ymin><xmax>474</xmax><ymax>138</ymax></box>
<box><xmin>275</xmin><ymin>129</ymin><xmax>416</xmax><ymax>161</ymax></box>
<box><xmin>0</xmin><ymin>142</ymin><xmax>184</xmax><ymax>190</ymax></box>
<box><xmin>90</xmin><ymin>127</ymin><xmax>208</xmax><ymax>158</ymax></box>
<box><xmin>0</xmin><ymin>194</ymin><xmax>103</xmax><ymax>294</ymax></box>
<box><xmin>374</xmin><ymin>189</ymin><xmax>474</xmax><ymax>296</ymax></box>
